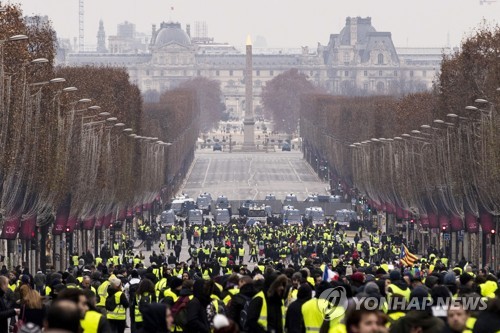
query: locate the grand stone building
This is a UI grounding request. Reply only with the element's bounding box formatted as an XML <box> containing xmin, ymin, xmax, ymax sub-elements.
<box><xmin>61</xmin><ymin>17</ymin><xmax>451</xmax><ymax>119</ymax></box>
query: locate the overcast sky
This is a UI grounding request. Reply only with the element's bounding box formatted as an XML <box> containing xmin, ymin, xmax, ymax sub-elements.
<box><xmin>18</xmin><ymin>0</ymin><xmax>500</xmax><ymax>49</ymax></box>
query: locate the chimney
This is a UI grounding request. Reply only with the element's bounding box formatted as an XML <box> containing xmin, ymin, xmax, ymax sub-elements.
<box><xmin>186</xmin><ymin>24</ymin><xmax>191</xmax><ymax>37</ymax></box>
<box><xmin>350</xmin><ymin>17</ymin><xmax>358</xmax><ymax>46</ymax></box>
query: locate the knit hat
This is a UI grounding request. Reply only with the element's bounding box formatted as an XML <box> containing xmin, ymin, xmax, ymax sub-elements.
<box><xmin>444</xmin><ymin>272</ymin><xmax>456</xmax><ymax>285</ymax></box>
<box><xmin>364</xmin><ymin>281</ymin><xmax>380</xmax><ymax>295</ymax></box>
<box><xmin>110</xmin><ymin>278</ymin><xmax>122</xmax><ymax>287</ymax></box>
<box><xmin>213</xmin><ymin>314</ymin><xmax>230</xmax><ymax>330</ymax></box>
<box><xmin>20</xmin><ymin>323</ymin><xmax>42</xmax><ymax>333</ymax></box>
<box><xmin>409</xmin><ymin>286</ymin><xmax>430</xmax><ymax>311</ymax></box>
<box><xmin>389</xmin><ymin>270</ymin><xmax>401</xmax><ymax>281</ymax></box>
<box><xmin>459</xmin><ymin>273</ymin><xmax>473</xmax><ymax>286</ymax></box>
<box><xmin>20</xmin><ymin>275</ymin><xmax>30</xmax><ymax>284</ymax></box>
<box><xmin>170</xmin><ymin>277</ymin><xmax>183</xmax><ymax>290</ymax></box>
<box><xmin>351</xmin><ymin>272</ymin><xmax>365</xmax><ymax>283</ymax></box>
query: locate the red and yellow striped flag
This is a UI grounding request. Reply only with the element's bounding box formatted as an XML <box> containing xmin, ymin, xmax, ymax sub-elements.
<box><xmin>400</xmin><ymin>244</ymin><xmax>418</xmax><ymax>266</ymax></box>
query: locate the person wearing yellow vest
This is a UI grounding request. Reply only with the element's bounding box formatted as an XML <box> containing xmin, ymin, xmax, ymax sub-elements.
<box><xmin>387</xmin><ymin>270</ymin><xmax>411</xmax><ymax>302</ymax></box>
<box><xmin>238</xmin><ymin>246</ymin><xmax>245</xmax><ymax>264</ymax></box>
<box><xmin>106</xmin><ymin>278</ymin><xmax>129</xmax><ymax>333</ymax></box>
<box><xmin>96</xmin><ymin>275</ymin><xmax>113</xmax><ymax>312</ymax></box>
<box><xmin>246</xmin><ymin>273</ymin><xmax>287</xmax><ymax>333</ymax></box>
<box><xmin>113</xmin><ymin>241</ymin><xmax>120</xmax><ymax>255</ymax></box>
<box><xmin>219</xmin><ymin>255</ymin><xmax>228</xmax><ymax>274</ymax></box>
<box><xmin>162</xmin><ymin>277</ymin><xmax>183</xmax><ymax>306</ymax></box>
<box><xmin>72</xmin><ymin>253</ymin><xmax>80</xmax><ymax>267</ymax></box>
<box><xmin>134</xmin><ymin>279</ymin><xmax>156</xmax><ymax>331</ymax></box>
<box><xmin>302</xmin><ymin>281</ymin><xmax>344</xmax><ymax>333</ymax></box>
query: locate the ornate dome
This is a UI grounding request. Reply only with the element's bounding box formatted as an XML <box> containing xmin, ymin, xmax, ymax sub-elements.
<box><xmin>155</xmin><ymin>22</ymin><xmax>191</xmax><ymax>47</ymax></box>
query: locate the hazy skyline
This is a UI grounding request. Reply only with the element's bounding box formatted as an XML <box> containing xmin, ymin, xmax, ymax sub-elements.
<box><xmin>18</xmin><ymin>0</ymin><xmax>500</xmax><ymax>49</ymax></box>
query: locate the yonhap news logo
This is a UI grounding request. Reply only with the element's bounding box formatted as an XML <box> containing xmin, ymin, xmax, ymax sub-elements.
<box><xmin>318</xmin><ymin>286</ymin><xmax>349</xmax><ymax>321</ymax></box>
<box><xmin>318</xmin><ymin>288</ymin><xmax>488</xmax><ymax>317</ymax></box>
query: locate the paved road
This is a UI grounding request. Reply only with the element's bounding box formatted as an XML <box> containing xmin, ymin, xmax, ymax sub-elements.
<box><xmin>137</xmin><ymin>149</ymin><xmax>331</xmax><ymax>266</ymax></box>
<box><xmin>181</xmin><ymin>150</ymin><xmax>328</xmax><ymax>201</ymax></box>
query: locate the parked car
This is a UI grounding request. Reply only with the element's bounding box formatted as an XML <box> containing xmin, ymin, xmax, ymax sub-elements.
<box><xmin>282</xmin><ymin>143</ymin><xmax>291</xmax><ymax>151</ymax></box>
<box><xmin>213</xmin><ymin>142</ymin><xmax>222</xmax><ymax>151</ymax></box>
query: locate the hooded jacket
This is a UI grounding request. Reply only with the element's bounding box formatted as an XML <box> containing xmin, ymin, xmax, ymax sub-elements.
<box><xmin>247</xmin><ymin>273</ymin><xmax>287</xmax><ymax>333</ymax></box>
<box><xmin>138</xmin><ymin>303</ymin><xmax>169</xmax><ymax>333</ymax></box>
<box><xmin>186</xmin><ymin>280</ymin><xmax>210</xmax><ymax>333</ymax></box>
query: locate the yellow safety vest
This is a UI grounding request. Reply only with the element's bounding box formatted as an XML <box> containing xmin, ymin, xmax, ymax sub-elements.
<box><xmin>202</xmin><ymin>269</ymin><xmax>211</xmax><ymax>280</ymax></box>
<box><xmin>238</xmin><ymin>248</ymin><xmax>245</xmax><ymax>256</ymax></box>
<box><xmin>155</xmin><ymin>278</ymin><xmax>168</xmax><ymax>298</ymax></box>
<box><xmin>72</xmin><ymin>255</ymin><xmax>80</xmax><ymax>266</ymax></box>
<box><xmin>219</xmin><ymin>257</ymin><xmax>228</xmax><ymax>267</ymax></box>
<box><xmin>253</xmin><ymin>290</ymin><xmax>286</xmax><ymax>332</ymax></box>
<box><xmin>95</xmin><ymin>257</ymin><xmax>103</xmax><ymax>265</ymax></box>
<box><xmin>96</xmin><ymin>281</ymin><xmax>110</xmax><ymax>307</ymax></box>
<box><xmin>8</xmin><ymin>281</ymin><xmax>19</xmax><ymax>292</ymax></box>
<box><xmin>81</xmin><ymin>310</ymin><xmax>102</xmax><ymax>333</ymax></box>
<box><xmin>163</xmin><ymin>288</ymin><xmax>179</xmax><ymax>302</ymax></box>
<box><xmin>302</xmin><ymin>298</ymin><xmax>343</xmax><ymax>333</ymax></box>
<box><xmin>388</xmin><ymin>284</ymin><xmax>411</xmax><ymax>302</ymax></box>
<box><xmin>223</xmin><ymin>288</ymin><xmax>239</xmax><ymax>305</ymax></box>
<box><xmin>386</xmin><ymin>312</ymin><xmax>406</xmax><ymax>327</ymax></box>
<box><xmin>463</xmin><ymin>316</ymin><xmax>476</xmax><ymax>333</ymax></box>
<box><xmin>106</xmin><ymin>291</ymin><xmax>126</xmax><ymax>320</ymax></box>
<box><xmin>329</xmin><ymin>323</ymin><xmax>347</xmax><ymax>333</ymax></box>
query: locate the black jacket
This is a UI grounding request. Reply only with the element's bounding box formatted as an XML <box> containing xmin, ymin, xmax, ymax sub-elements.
<box><xmin>285</xmin><ymin>298</ymin><xmax>307</xmax><ymax>333</ymax></box>
<box><xmin>0</xmin><ymin>289</ymin><xmax>16</xmax><ymax>333</ymax></box>
<box><xmin>228</xmin><ymin>283</ymin><xmax>257</xmax><ymax>330</ymax></box>
<box><xmin>186</xmin><ymin>297</ymin><xmax>210</xmax><ymax>333</ymax></box>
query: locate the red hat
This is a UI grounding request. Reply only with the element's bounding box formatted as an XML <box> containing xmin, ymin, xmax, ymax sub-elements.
<box><xmin>351</xmin><ymin>272</ymin><xmax>365</xmax><ymax>283</ymax></box>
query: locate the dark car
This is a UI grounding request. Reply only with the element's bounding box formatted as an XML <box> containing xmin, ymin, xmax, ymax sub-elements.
<box><xmin>282</xmin><ymin>143</ymin><xmax>291</xmax><ymax>151</ymax></box>
<box><xmin>213</xmin><ymin>143</ymin><xmax>222</xmax><ymax>151</ymax></box>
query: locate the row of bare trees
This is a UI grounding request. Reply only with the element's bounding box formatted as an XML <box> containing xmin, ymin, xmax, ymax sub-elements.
<box><xmin>0</xmin><ymin>4</ymin><xmax>199</xmax><ymax>236</ymax></box>
<box><xmin>301</xmin><ymin>24</ymin><xmax>500</xmax><ymax>223</ymax></box>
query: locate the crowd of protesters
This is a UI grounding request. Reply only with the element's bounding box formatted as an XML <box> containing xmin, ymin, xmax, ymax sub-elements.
<box><xmin>0</xmin><ymin>217</ymin><xmax>499</xmax><ymax>333</ymax></box>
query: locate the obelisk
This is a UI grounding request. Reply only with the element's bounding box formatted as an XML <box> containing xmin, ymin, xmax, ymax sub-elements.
<box><xmin>242</xmin><ymin>34</ymin><xmax>255</xmax><ymax>150</ymax></box>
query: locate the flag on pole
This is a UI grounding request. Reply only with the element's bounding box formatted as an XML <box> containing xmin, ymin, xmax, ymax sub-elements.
<box><xmin>400</xmin><ymin>244</ymin><xmax>418</xmax><ymax>266</ymax></box>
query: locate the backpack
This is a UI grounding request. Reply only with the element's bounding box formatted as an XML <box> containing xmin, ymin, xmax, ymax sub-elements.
<box><xmin>129</xmin><ymin>281</ymin><xmax>140</xmax><ymax>300</ymax></box>
<box><xmin>105</xmin><ymin>293</ymin><xmax>118</xmax><ymax>311</ymax></box>
<box><xmin>137</xmin><ymin>293</ymin><xmax>152</xmax><ymax>313</ymax></box>
<box><xmin>171</xmin><ymin>296</ymin><xmax>191</xmax><ymax>329</ymax></box>
<box><xmin>239</xmin><ymin>295</ymin><xmax>252</xmax><ymax>331</ymax></box>
<box><xmin>207</xmin><ymin>299</ymin><xmax>226</xmax><ymax>325</ymax></box>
